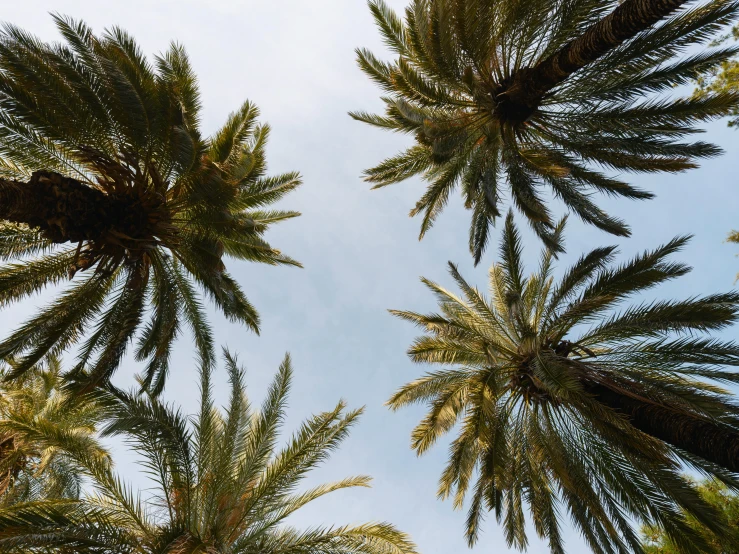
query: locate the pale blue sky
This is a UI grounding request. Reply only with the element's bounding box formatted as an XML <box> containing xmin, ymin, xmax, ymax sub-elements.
<box><xmin>3</xmin><ymin>1</ymin><xmax>739</xmax><ymax>552</ymax></box>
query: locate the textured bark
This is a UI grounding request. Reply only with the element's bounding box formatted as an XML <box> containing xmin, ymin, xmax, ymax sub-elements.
<box><xmin>0</xmin><ymin>171</ymin><xmax>169</xmax><ymax>252</ymax></box>
<box><xmin>500</xmin><ymin>0</ymin><xmax>690</xmax><ymax>120</ymax></box>
<box><xmin>0</xmin><ymin>171</ymin><xmax>113</xmax><ymax>243</ymax></box>
<box><xmin>586</xmin><ymin>381</ymin><xmax>739</xmax><ymax>473</ymax></box>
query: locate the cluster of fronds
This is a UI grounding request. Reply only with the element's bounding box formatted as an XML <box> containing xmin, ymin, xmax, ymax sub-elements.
<box><xmin>353</xmin><ymin>0</ymin><xmax>739</xmax><ymax>262</ymax></box>
<box><xmin>0</xmin><ymin>17</ymin><xmax>302</xmax><ymax>391</ymax></box>
<box><xmin>388</xmin><ymin>213</ymin><xmax>739</xmax><ymax>553</ymax></box>
<box><xmin>1</xmin><ymin>3</ymin><xmax>739</xmax><ymax>553</ymax></box>
<box><xmin>0</xmin><ymin>354</ymin><xmax>418</xmax><ymax>554</ymax></box>
<box><xmin>0</xmin><ymin>357</ymin><xmax>108</xmax><ymax>505</ymax></box>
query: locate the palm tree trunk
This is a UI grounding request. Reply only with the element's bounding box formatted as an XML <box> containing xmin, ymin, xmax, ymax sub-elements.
<box><xmin>0</xmin><ymin>171</ymin><xmax>110</xmax><ymax>243</ymax></box>
<box><xmin>503</xmin><ymin>0</ymin><xmax>689</xmax><ymax>118</ymax></box>
<box><xmin>0</xmin><ymin>434</ymin><xmax>19</xmax><ymax>497</ymax></box>
<box><xmin>585</xmin><ymin>381</ymin><xmax>739</xmax><ymax>473</ymax></box>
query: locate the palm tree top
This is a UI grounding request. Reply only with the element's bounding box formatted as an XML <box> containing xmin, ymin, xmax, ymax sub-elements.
<box><xmin>0</xmin><ymin>356</ymin><xmax>108</xmax><ymax>505</ymax></box>
<box><xmin>0</xmin><ymin>17</ymin><xmax>302</xmax><ymax>391</ymax></box>
<box><xmin>388</xmin><ymin>211</ymin><xmax>739</xmax><ymax>553</ymax></box>
<box><xmin>353</xmin><ymin>0</ymin><xmax>739</xmax><ymax>262</ymax></box>
<box><xmin>0</xmin><ymin>352</ymin><xmax>419</xmax><ymax>554</ymax></box>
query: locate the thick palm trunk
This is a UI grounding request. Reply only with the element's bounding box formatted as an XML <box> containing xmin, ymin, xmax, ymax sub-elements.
<box><xmin>502</xmin><ymin>0</ymin><xmax>689</xmax><ymax>119</ymax></box>
<box><xmin>0</xmin><ymin>171</ymin><xmax>110</xmax><ymax>243</ymax></box>
<box><xmin>585</xmin><ymin>381</ymin><xmax>739</xmax><ymax>473</ymax></box>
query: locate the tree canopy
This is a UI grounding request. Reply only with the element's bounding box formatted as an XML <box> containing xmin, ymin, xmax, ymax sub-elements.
<box><xmin>0</xmin><ymin>353</ymin><xmax>418</xmax><ymax>554</ymax></box>
<box><xmin>0</xmin><ymin>18</ymin><xmax>302</xmax><ymax>392</ymax></box>
<box><xmin>388</xmin><ymin>212</ymin><xmax>739</xmax><ymax>553</ymax></box>
<box><xmin>0</xmin><ymin>357</ymin><xmax>107</xmax><ymax>505</ymax></box>
<box><xmin>354</xmin><ymin>0</ymin><xmax>739</xmax><ymax>262</ymax></box>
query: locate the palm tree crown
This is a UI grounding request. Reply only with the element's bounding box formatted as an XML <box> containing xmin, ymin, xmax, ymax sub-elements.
<box><xmin>353</xmin><ymin>0</ymin><xmax>739</xmax><ymax>262</ymax></box>
<box><xmin>388</xmin><ymin>212</ymin><xmax>739</xmax><ymax>553</ymax></box>
<box><xmin>0</xmin><ymin>17</ymin><xmax>302</xmax><ymax>391</ymax></box>
<box><xmin>0</xmin><ymin>357</ymin><xmax>108</xmax><ymax>505</ymax></box>
<box><xmin>0</xmin><ymin>352</ymin><xmax>418</xmax><ymax>554</ymax></box>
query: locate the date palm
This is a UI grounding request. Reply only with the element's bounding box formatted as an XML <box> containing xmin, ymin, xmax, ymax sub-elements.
<box><xmin>0</xmin><ymin>17</ymin><xmax>301</xmax><ymax>392</ymax></box>
<box><xmin>0</xmin><ymin>357</ymin><xmax>108</xmax><ymax>505</ymax></box>
<box><xmin>388</xmin><ymin>213</ymin><xmax>739</xmax><ymax>553</ymax></box>
<box><xmin>353</xmin><ymin>0</ymin><xmax>739</xmax><ymax>262</ymax></box>
<box><xmin>0</xmin><ymin>352</ymin><xmax>418</xmax><ymax>554</ymax></box>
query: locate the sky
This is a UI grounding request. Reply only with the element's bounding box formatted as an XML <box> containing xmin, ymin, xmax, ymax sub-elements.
<box><xmin>3</xmin><ymin>1</ymin><xmax>739</xmax><ymax>552</ymax></box>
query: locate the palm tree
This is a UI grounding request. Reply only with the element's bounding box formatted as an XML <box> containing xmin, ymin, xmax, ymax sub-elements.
<box><xmin>0</xmin><ymin>17</ymin><xmax>301</xmax><ymax>392</ymax></box>
<box><xmin>0</xmin><ymin>357</ymin><xmax>108</xmax><ymax>505</ymax></box>
<box><xmin>0</xmin><ymin>352</ymin><xmax>419</xmax><ymax>554</ymax></box>
<box><xmin>642</xmin><ymin>477</ymin><xmax>739</xmax><ymax>553</ymax></box>
<box><xmin>387</xmin><ymin>212</ymin><xmax>739</xmax><ymax>553</ymax></box>
<box><xmin>352</xmin><ymin>0</ymin><xmax>739</xmax><ymax>262</ymax></box>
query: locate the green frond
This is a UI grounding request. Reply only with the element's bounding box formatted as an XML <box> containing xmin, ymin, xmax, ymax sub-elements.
<box><xmin>171</xmin><ymin>258</ymin><xmax>214</xmax><ymax>370</ymax></box>
<box><xmin>0</xmin><ymin>224</ymin><xmax>53</xmax><ymax>259</ymax></box>
<box><xmin>208</xmin><ymin>100</ymin><xmax>259</xmax><ymax>164</ymax></box>
<box><xmin>363</xmin><ymin>145</ymin><xmax>434</xmax><ymax>187</ymax></box>
<box><xmin>369</xmin><ymin>0</ymin><xmax>410</xmax><ymax>55</ymax></box>
<box><xmin>0</xmin><ymin>357</ymin><xmax>108</xmax><ymax>506</ymax></box>
<box><xmin>0</xmin><ymin>248</ymin><xmax>77</xmax><ymax>309</ymax></box>
<box><xmin>0</xmin><ymin>272</ymin><xmax>117</xmax><ymax>378</ymax></box>
<box><xmin>500</xmin><ymin>210</ymin><xmax>526</xmax><ymax>295</ymax></box>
